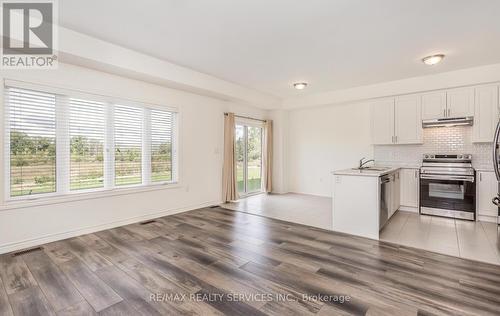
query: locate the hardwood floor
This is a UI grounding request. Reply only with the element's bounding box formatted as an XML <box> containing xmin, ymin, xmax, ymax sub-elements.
<box><xmin>1</xmin><ymin>207</ymin><xmax>500</xmax><ymax>315</ymax></box>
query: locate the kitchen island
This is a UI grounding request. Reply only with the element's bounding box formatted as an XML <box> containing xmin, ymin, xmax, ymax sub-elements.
<box><xmin>332</xmin><ymin>167</ymin><xmax>400</xmax><ymax>240</ymax></box>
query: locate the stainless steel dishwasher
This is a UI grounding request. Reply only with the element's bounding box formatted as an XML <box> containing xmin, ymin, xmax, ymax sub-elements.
<box><xmin>379</xmin><ymin>174</ymin><xmax>392</xmax><ymax>229</ymax></box>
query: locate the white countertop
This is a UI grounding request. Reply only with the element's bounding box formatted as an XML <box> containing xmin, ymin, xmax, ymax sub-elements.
<box><xmin>333</xmin><ymin>166</ymin><xmax>401</xmax><ymax>177</ymax></box>
<box><xmin>474</xmin><ymin>164</ymin><xmax>494</xmax><ymax>172</ymax></box>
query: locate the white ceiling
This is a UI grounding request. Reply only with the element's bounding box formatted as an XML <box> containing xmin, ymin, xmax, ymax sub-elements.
<box><xmin>59</xmin><ymin>0</ymin><xmax>500</xmax><ymax>99</ymax></box>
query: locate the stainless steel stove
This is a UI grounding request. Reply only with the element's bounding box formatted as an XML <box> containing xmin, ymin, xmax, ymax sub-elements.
<box><xmin>420</xmin><ymin>154</ymin><xmax>476</xmax><ymax>220</ymax></box>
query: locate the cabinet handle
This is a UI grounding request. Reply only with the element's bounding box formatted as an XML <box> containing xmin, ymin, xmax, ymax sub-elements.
<box><xmin>479</xmin><ymin>173</ymin><xmax>482</xmax><ymax>181</ymax></box>
<box><xmin>444</xmin><ymin>109</ymin><xmax>446</xmax><ymax>117</ymax></box>
<box><xmin>448</xmin><ymin>108</ymin><xmax>451</xmax><ymax>117</ymax></box>
<box><xmin>415</xmin><ymin>170</ymin><xmax>418</xmax><ymax>179</ymax></box>
<box><xmin>395</xmin><ymin>136</ymin><xmax>397</xmax><ymax>143</ymax></box>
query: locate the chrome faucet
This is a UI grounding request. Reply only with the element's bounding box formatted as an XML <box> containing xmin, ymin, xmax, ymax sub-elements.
<box><xmin>359</xmin><ymin>157</ymin><xmax>375</xmax><ymax>169</ymax></box>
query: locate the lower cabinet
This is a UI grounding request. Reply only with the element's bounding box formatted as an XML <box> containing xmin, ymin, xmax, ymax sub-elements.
<box><xmin>389</xmin><ymin>170</ymin><xmax>401</xmax><ymax>218</ymax></box>
<box><xmin>400</xmin><ymin>168</ymin><xmax>419</xmax><ymax>209</ymax></box>
<box><xmin>477</xmin><ymin>171</ymin><xmax>498</xmax><ymax>217</ymax></box>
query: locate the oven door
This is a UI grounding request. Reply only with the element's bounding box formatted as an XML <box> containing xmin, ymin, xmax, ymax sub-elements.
<box><xmin>420</xmin><ymin>174</ymin><xmax>476</xmax><ymax>219</ymax></box>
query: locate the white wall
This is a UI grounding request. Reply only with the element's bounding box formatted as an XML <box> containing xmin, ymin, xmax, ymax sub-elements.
<box><xmin>287</xmin><ymin>101</ymin><xmax>373</xmax><ymax>197</ymax></box>
<box><xmin>268</xmin><ymin>109</ymin><xmax>289</xmax><ymax>194</ymax></box>
<box><xmin>0</xmin><ymin>63</ymin><xmax>268</xmax><ymax>254</ymax></box>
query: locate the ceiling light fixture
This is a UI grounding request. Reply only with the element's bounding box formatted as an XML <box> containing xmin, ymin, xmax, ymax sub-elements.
<box><xmin>293</xmin><ymin>82</ymin><xmax>308</xmax><ymax>90</ymax></box>
<box><xmin>422</xmin><ymin>54</ymin><xmax>445</xmax><ymax>66</ymax></box>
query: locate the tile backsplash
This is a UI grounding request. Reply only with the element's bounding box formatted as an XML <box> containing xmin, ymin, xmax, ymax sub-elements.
<box><xmin>374</xmin><ymin>126</ymin><xmax>492</xmax><ymax>168</ymax></box>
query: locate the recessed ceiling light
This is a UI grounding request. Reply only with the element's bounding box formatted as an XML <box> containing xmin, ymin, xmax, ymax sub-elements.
<box><xmin>293</xmin><ymin>82</ymin><xmax>308</xmax><ymax>90</ymax></box>
<box><xmin>422</xmin><ymin>54</ymin><xmax>445</xmax><ymax>66</ymax></box>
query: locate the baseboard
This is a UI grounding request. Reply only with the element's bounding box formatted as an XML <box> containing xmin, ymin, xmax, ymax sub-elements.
<box><xmin>399</xmin><ymin>206</ymin><xmax>419</xmax><ymax>213</ymax></box>
<box><xmin>288</xmin><ymin>191</ymin><xmax>331</xmax><ymax>198</ymax></box>
<box><xmin>0</xmin><ymin>200</ymin><xmax>221</xmax><ymax>255</ymax></box>
<box><xmin>270</xmin><ymin>190</ymin><xmax>289</xmax><ymax>195</ymax></box>
<box><xmin>477</xmin><ymin>215</ymin><xmax>498</xmax><ymax>223</ymax></box>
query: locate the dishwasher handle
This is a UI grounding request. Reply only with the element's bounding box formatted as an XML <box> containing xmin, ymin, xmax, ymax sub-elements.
<box><xmin>380</xmin><ymin>175</ymin><xmax>391</xmax><ymax>184</ymax></box>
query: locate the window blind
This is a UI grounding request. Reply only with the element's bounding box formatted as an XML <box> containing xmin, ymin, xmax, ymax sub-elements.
<box><xmin>6</xmin><ymin>87</ymin><xmax>57</xmax><ymax>197</ymax></box>
<box><xmin>151</xmin><ymin>109</ymin><xmax>173</xmax><ymax>182</ymax></box>
<box><xmin>69</xmin><ymin>98</ymin><xmax>105</xmax><ymax>191</ymax></box>
<box><xmin>4</xmin><ymin>82</ymin><xmax>178</xmax><ymax>201</ymax></box>
<box><xmin>114</xmin><ymin>104</ymin><xmax>143</xmax><ymax>186</ymax></box>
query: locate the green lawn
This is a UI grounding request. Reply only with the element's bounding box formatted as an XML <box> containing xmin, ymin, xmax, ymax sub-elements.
<box><xmin>11</xmin><ymin>170</ymin><xmax>173</xmax><ymax>197</ymax></box>
<box><xmin>237</xmin><ymin>166</ymin><xmax>262</xmax><ymax>193</ymax></box>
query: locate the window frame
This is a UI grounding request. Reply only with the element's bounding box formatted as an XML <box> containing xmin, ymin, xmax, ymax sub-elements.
<box><xmin>3</xmin><ymin>80</ymin><xmax>180</xmax><ymax>204</ymax></box>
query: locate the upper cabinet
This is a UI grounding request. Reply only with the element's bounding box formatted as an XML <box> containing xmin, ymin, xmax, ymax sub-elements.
<box><xmin>371</xmin><ymin>94</ymin><xmax>423</xmax><ymax>145</ymax></box>
<box><xmin>422</xmin><ymin>91</ymin><xmax>447</xmax><ymax>120</ymax></box>
<box><xmin>371</xmin><ymin>83</ymin><xmax>499</xmax><ymax>145</ymax></box>
<box><xmin>371</xmin><ymin>98</ymin><xmax>395</xmax><ymax>145</ymax></box>
<box><xmin>473</xmin><ymin>85</ymin><xmax>499</xmax><ymax>143</ymax></box>
<box><xmin>395</xmin><ymin>95</ymin><xmax>423</xmax><ymax>144</ymax></box>
<box><xmin>447</xmin><ymin>87</ymin><xmax>474</xmax><ymax>118</ymax></box>
<box><xmin>422</xmin><ymin>88</ymin><xmax>474</xmax><ymax>120</ymax></box>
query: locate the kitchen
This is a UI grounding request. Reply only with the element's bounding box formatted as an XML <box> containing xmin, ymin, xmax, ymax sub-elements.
<box><xmin>333</xmin><ymin>83</ymin><xmax>500</xmax><ymax>263</ymax></box>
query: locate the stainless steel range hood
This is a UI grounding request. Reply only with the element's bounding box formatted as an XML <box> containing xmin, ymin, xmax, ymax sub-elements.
<box><xmin>422</xmin><ymin>117</ymin><xmax>474</xmax><ymax>128</ymax></box>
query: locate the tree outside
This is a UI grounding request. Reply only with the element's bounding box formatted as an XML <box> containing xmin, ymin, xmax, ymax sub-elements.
<box><xmin>10</xmin><ymin>130</ymin><xmax>56</xmax><ymax>196</ymax></box>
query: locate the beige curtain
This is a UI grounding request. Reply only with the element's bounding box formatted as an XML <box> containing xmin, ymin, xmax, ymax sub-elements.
<box><xmin>222</xmin><ymin>113</ymin><xmax>238</xmax><ymax>202</ymax></box>
<box><xmin>263</xmin><ymin>120</ymin><xmax>273</xmax><ymax>193</ymax></box>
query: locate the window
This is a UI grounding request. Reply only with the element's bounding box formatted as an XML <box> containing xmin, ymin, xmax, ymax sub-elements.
<box><xmin>7</xmin><ymin>88</ymin><xmax>57</xmax><ymax>197</ymax></box>
<box><xmin>235</xmin><ymin>122</ymin><xmax>263</xmax><ymax>195</ymax></box>
<box><xmin>4</xmin><ymin>83</ymin><xmax>178</xmax><ymax>200</ymax></box>
<box><xmin>69</xmin><ymin>98</ymin><xmax>105</xmax><ymax>190</ymax></box>
<box><xmin>151</xmin><ymin>110</ymin><xmax>173</xmax><ymax>182</ymax></box>
<box><xmin>114</xmin><ymin>105</ymin><xmax>143</xmax><ymax>186</ymax></box>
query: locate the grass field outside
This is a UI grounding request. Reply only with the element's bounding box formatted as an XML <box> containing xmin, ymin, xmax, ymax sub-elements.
<box><xmin>237</xmin><ymin>165</ymin><xmax>262</xmax><ymax>193</ymax></box>
<box><xmin>11</xmin><ymin>162</ymin><xmax>172</xmax><ymax>197</ymax></box>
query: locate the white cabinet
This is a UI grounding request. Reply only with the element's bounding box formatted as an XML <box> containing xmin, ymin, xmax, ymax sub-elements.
<box><xmin>422</xmin><ymin>91</ymin><xmax>447</xmax><ymax>120</ymax></box>
<box><xmin>473</xmin><ymin>85</ymin><xmax>499</xmax><ymax>143</ymax></box>
<box><xmin>477</xmin><ymin>171</ymin><xmax>498</xmax><ymax>217</ymax></box>
<box><xmin>400</xmin><ymin>168</ymin><xmax>419</xmax><ymax>209</ymax></box>
<box><xmin>447</xmin><ymin>87</ymin><xmax>475</xmax><ymax>118</ymax></box>
<box><xmin>421</xmin><ymin>88</ymin><xmax>474</xmax><ymax>120</ymax></box>
<box><xmin>395</xmin><ymin>95</ymin><xmax>423</xmax><ymax>144</ymax></box>
<box><xmin>371</xmin><ymin>98</ymin><xmax>395</xmax><ymax>145</ymax></box>
<box><xmin>371</xmin><ymin>95</ymin><xmax>422</xmax><ymax>145</ymax></box>
<box><xmin>389</xmin><ymin>171</ymin><xmax>401</xmax><ymax>218</ymax></box>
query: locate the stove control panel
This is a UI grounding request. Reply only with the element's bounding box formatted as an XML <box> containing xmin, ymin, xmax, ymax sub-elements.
<box><xmin>423</xmin><ymin>154</ymin><xmax>472</xmax><ymax>161</ymax></box>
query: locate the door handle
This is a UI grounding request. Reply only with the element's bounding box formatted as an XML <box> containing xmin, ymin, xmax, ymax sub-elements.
<box><xmin>493</xmin><ymin>196</ymin><xmax>500</xmax><ymax>207</ymax></box>
<box><xmin>493</xmin><ymin>120</ymin><xmax>500</xmax><ymax>181</ymax></box>
<box><xmin>420</xmin><ymin>174</ymin><xmax>475</xmax><ymax>182</ymax></box>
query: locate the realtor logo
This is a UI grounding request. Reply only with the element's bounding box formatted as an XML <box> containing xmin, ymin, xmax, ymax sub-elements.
<box><xmin>1</xmin><ymin>0</ymin><xmax>58</xmax><ymax>68</ymax></box>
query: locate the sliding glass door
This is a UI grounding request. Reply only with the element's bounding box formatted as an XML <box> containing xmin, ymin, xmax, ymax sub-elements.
<box><xmin>236</xmin><ymin>123</ymin><xmax>263</xmax><ymax>195</ymax></box>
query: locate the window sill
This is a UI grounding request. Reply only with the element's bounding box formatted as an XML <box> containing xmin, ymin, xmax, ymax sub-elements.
<box><xmin>0</xmin><ymin>182</ymin><xmax>182</xmax><ymax>211</ymax></box>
